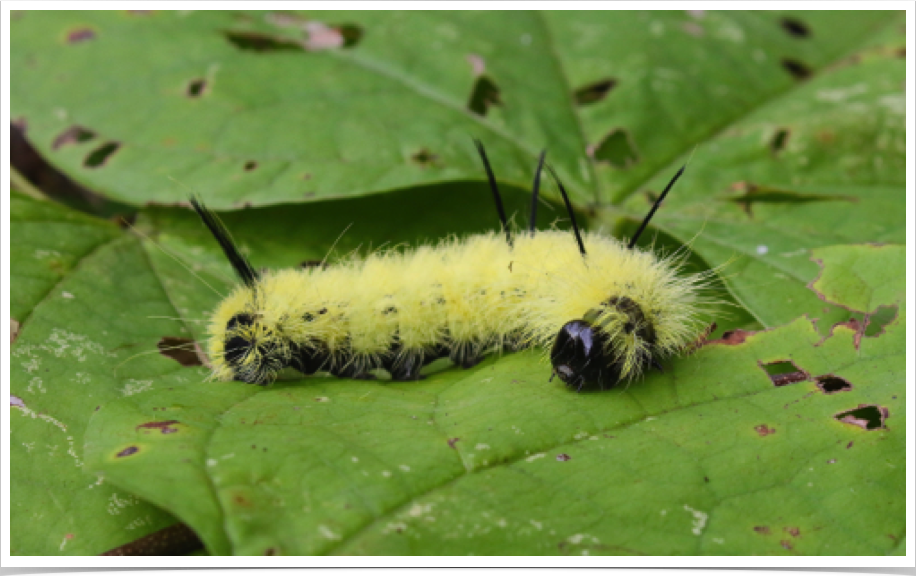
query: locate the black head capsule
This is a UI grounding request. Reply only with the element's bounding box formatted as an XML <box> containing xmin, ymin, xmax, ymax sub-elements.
<box><xmin>549</xmin><ymin>320</ymin><xmax>621</xmax><ymax>391</ymax></box>
<box><xmin>223</xmin><ymin>313</ymin><xmax>291</xmax><ymax>385</ymax></box>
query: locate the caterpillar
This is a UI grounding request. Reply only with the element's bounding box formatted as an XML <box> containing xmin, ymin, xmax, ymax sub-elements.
<box><xmin>190</xmin><ymin>142</ymin><xmax>712</xmax><ymax>391</ymax></box>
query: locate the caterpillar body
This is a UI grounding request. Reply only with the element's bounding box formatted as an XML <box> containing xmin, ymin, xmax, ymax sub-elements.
<box><xmin>191</xmin><ymin>142</ymin><xmax>710</xmax><ymax>391</ymax></box>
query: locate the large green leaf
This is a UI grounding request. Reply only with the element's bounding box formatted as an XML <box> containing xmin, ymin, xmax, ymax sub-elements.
<box><xmin>83</xmin><ymin>244</ymin><xmax>904</xmax><ymax>555</ymax></box>
<box><xmin>9</xmin><ymin>192</ymin><xmax>186</xmax><ymax>555</ymax></box>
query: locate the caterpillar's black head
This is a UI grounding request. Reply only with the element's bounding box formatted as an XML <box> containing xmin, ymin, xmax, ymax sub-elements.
<box><xmin>550</xmin><ymin>297</ymin><xmax>660</xmax><ymax>391</ymax></box>
<box><xmin>550</xmin><ymin>320</ymin><xmax>621</xmax><ymax>391</ymax></box>
<box><xmin>222</xmin><ymin>313</ymin><xmax>326</xmax><ymax>385</ymax></box>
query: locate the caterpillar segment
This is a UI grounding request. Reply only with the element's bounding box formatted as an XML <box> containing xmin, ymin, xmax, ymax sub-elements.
<box><xmin>193</xmin><ymin>143</ymin><xmax>709</xmax><ymax>391</ymax></box>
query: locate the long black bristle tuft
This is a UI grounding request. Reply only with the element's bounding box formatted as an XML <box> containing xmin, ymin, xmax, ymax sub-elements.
<box><xmin>545</xmin><ymin>164</ymin><xmax>587</xmax><ymax>257</ymax></box>
<box><xmin>472</xmin><ymin>139</ymin><xmax>512</xmax><ymax>247</ymax></box>
<box><xmin>628</xmin><ymin>165</ymin><xmax>686</xmax><ymax>250</ymax></box>
<box><xmin>529</xmin><ymin>150</ymin><xmax>547</xmax><ymax>234</ymax></box>
<box><xmin>189</xmin><ymin>196</ymin><xmax>259</xmax><ymax>287</ymax></box>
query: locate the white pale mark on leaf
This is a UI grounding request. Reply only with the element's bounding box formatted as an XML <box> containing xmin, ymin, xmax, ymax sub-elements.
<box><xmin>318</xmin><ymin>525</ymin><xmax>341</xmax><ymax>540</ymax></box>
<box><xmin>756</xmin><ymin>245</ymin><xmax>769</xmax><ymax>255</ymax></box>
<box><xmin>526</xmin><ymin>453</ymin><xmax>545</xmax><ymax>462</ymax></box>
<box><xmin>475</xmin><ymin>443</ymin><xmax>490</xmax><ymax>451</ymax></box>
<box><xmin>683</xmin><ymin>505</ymin><xmax>708</xmax><ymax>535</ymax></box>
<box><xmin>61</xmin><ymin>291</ymin><xmax>74</xmax><ymax>299</ymax></box>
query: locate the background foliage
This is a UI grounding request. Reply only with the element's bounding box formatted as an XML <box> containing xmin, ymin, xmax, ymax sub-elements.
<box><xmin>9</xmin><ymin>10</ymin><xmax>906</xmax><ymax>556</ymax></box>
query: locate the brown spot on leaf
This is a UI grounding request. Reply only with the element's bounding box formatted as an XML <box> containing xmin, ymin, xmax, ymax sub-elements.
<box><xmin>556</xmin><ymin>453</ymin><xmax>571</xmax><ymax>462</ymax></box>
<box><xmin>52</xmin><ymin>125</ymin><xmax>96</xmax><ymax>150</ymax></box>
<box><xmin>11</xmin><ymin>319</ymin><xmax>20</xmax><ymax>344</ymax></box>
<box><xmin>779</xmin><ymin>17</ymin><xmax>811</xmax><ymax>38</ymax></box>
<box><xmin>157</xmin><ymin>337</ymin><xmax>205</xmax><ymax>367</ymax></box>
<box><xmin>136</xmin><ymin>420</ymin><xmax>180</xmax><ymax>434</ymax></box>
<box><xmin>573</xmin><ymin>78</ymin><xmax>617</xmax><ymax>106</ymax></box>
<box><xmin>705</xmin><ymin>329</ymin><xmax>755</xmax><ymax>346</ymax></box>
<box><xmin>447</xmin><ymin>437</ymin><xmax>460</xmax><ymax>449</ymax></box>
<box><xmin>244</xmin><ymin>160</ymin><xmax>258</xmax><ymax>171</ymax></box>
<box><xmin>785</xmin><ymin>527</ymin><xmax>801</xmax><ymax>537</ymax></box>
<box><xmin>754</xmin><ymin>424</ymin><xmax>776</xmax><ymax>437</ymax></box>
<box><xmin>781</xmin><ymin>58</ymin><xmax>812</xmax><ymax>80</ymax></box>
<box><xmin>117</xmin><ymin>446</ymin><xmax>139</xmax><ymax>458</ymax></box>
<box><xmin>815</xmin><ymin>374</ymin><xmax>852</xmax><ymax>394</ymax></box>
<box><xmin>754</xmin><ymin>526</ymin><xmax>771</xmax><ymax>535</ymax></box>
<box><xmin>84</xmin><ymin>142</ymin><xmax>120</xmax><ymax>168</ymax></box>
<box><xmin>835</xmin><ymin>404</ymin><xmax>888</xmax><ymax>430</ymax></box>
<box><xmin>411</xmin><ymin>148</ymin><xmax>439</xmax><ymax>167</ymax></box>
<box><xmin>264</xmin><ymin>547</ymin><xmax>278</xmax><ymax>555</ymax></box>
<box><xmin>67</xmin><ymin>28</ymin><xmax>96</xmax><ymax>43</ymax></box>
<box><xmin>780</xmin><ymin>539</ymin><xmax>793</xmax><ymax>550</ymax></box>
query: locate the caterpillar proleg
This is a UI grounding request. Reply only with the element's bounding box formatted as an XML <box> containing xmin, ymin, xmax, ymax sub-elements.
<box><xmin>191</xmin><ymin>143</ymin><xmax>712</xmax><ymax>391</ymax></box>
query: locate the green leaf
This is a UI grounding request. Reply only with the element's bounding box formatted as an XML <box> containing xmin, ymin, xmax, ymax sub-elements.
<box><xmin>9</xmin><ymin>192</ymin><xmax>188</xmax><ymax>555</ymax></box>
<box><xmin>83</xmin><ymin>244</ymin><xmax>903</xmax><ymax>555</ymax></box>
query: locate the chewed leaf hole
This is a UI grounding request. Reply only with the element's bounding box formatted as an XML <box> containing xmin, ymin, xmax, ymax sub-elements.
<box><xmin>224</xmin><ymin>30</ymin><xmax>304</xmax><ymax>53</ymax></box>
<box><xmin>573</xmin><ymin>78</ymin><xmax>617</xmax><ymax>106</ymax></box>
<box><xmin>187</xmin><ymin>78</ymin><xmax>207</xmax><ymax>97</ymax></box>
<box><xmin>590</xmin><ymin>128</ymin><xmax>639</xmax><ymax>169</ymax></box>
<box><xmin>779</xmin><ymin>17</ymin><xmax>811</xmax><ymax>38</ymax></box>
<box><xmin>781</xmin><ymin>58</ymin><xmax>812</xmax><ymax>80</ymax></box>
<box><xmin>864</xmin><ymin>305</ymin><xmax>898</xmax><ymax>337</ymax></box>
<box><xmin>835</xmin><ymin>404</ymin><xmax>888</xmax><ymax>430</ymax></box>
<box><xmin>467</xmin><ymin>75</ymin><xmax>502</xmax><ymax>116</ymax></box>
<box><xmin>157</xmin><ymin>337</ymin><xmax>204</xmax><ymax>367</ymax></box>
<box><xmin>815</xmin><ymin>374</ymin><xmax>852</xmax><ymax>394</ymax></box>
<box><xmin>67</xmin><ymin>28</ymin><xmax>96</xmax><ymax>43</ymax></box>
<box><xmin>411</xmin><ymin>148</ymin><xmax>439</xmax><ymax>167</ymax></box>
<box><xmin>53</xmin><ymin>125</ymin><xmax>97</xmax><ymax>150</ymax></box>
<box><xmin>84</xmin><ymin>142</ymin><xmax>120</xmax><ymax>168</ymax></box>
<box><xmin>760</xmin><ymin>360</ymin><xmax>808</xmax><ymax>387</ymax></box>
<box><xmin>770</xmin><ymin>128</ymin><xmax>790</xmax><ymax>154</ymax></box>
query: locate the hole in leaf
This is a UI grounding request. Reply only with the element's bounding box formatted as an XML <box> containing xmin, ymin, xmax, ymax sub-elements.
<box><xmin>187</xmin><ymin>78</ymin><xmax>207</xmax><ymax>97</ymax></box>
<box><xmin>779</xmin><ymin>17</ymin><xmax>811</xmax><ymax>38</ymax></box>
<box><xmin>467</xmin><ymin>75</ymin><xmax>502</xmax><ymax>116</ymax></box>
<box><xmin>136</xmin><ymin>420</ymin><xmax>181</xmax><ymax>434</ymax></box>
<box><xmin>67</xmin><ymin>28</ymin><xmax>96</xmax><ymax>43</ymax></box>
<box><xmin>591</xmin><ymin>128</ymin><xmax>639</xmax><ymax>169</ymax></box>
<box><xmin>411</xmin><ymin>148</ymin><xmax>438</xmax><ymax>167</ymax></box>
<box><xmin>770</xmin><ymin>128</ymin><xmax>790</xmax><ymax>154</ymax></box>
<box><xmin>573</xmin><ymin>78</ymin><xmax>617</xmax><ymax>106</ymax></box>
<box><xmin>83</xmin><ymin>142</ymin><xmax>120</xmax><ymax>168</ymax></box>
<box><xmin>781</xmin><ymin>58</ymin><xmax>812</xmax><ymax>80</ymax></box>
<box><xmin>864</xmin><ymin>305</ymin><xmax>897</xmax><ymax>337</ymax></box>
<box><xmin>760</xmin><ymin>360</ymin><xmax>808</xmax><ymax>387</ymax></box>
<box><xmin>224</xmin><ymin>30</ymin><xmax>304</xmax><ymax>53</ymax></box>
<box><xmin>243</xmin><ymin>160</ymin><xmax>258</xmax><ymax>171</ymax></box>
<box><xmin>117</xmin><ymin>446</ymin><xmax>139</xmax><ymax>458</ymax></box>
<box><xmin>11</xmin><ymin>395</ymin><xmax>25</xmax><ymax>408</ymax></box>
<box><xmin>835</xmin><ymin>404</ymin><xmax>888</xmax><ymax>430</ymax></box>
<box><xmin>52</xmin><ymin>125</ymin><xmax>96</xmax><ymax>150</ymax></box>
<box><xmin>815</xmin><ymin>375</ymin><xmax>852</xmax><ymax>394</ymax></box>
<box><xmin>157</xmin><ymin>336</ymin><xmax>204</xmax><ymax>367</ymax></box>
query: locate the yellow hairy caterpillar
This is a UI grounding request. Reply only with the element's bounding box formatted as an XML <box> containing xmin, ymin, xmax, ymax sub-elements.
<box><xmin>190</xmin><ymin>141</ymin><xmax>711</xmax><ymax>391</ymax></box>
